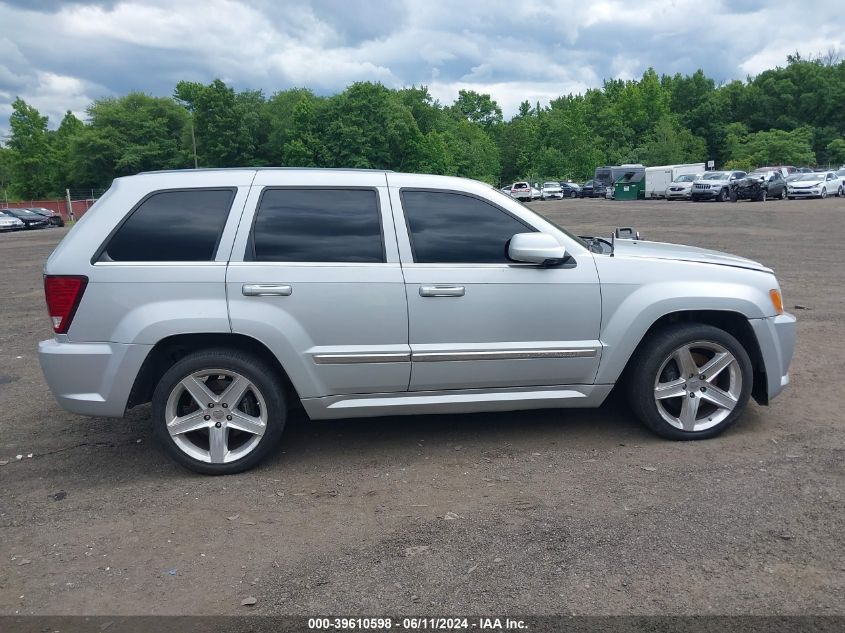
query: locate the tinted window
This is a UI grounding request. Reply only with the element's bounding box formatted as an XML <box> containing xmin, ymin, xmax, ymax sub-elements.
<box><xmin>252</xmin><ymin>189</ymin><xmax>383</xmax><ymax>263</ymax></box>
<box><xmin>104</xmin><ymin>189</ymin><xmax>234</xmax><ymax>262</ymax></box>
<box><xmin>402</xmin><ymin>190</ymin><xmax>532</xmax><ymax>264</ymax></box>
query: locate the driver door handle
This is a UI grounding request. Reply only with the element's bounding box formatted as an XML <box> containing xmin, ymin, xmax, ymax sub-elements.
<box><xmin>242</xmin><ymin>284</ymin><xmax>292</xmax><ymax>297</ymax></box>
<box><xmin>419</xmin><ymin>285</ymin><xmax>465</xmax><ymax>297</ymax></box>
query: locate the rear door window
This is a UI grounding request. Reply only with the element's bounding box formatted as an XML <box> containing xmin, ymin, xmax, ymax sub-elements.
<box><xmin>103</xmin><ymin>189</ymin><xmax>235</xmax><ymax>262</ymax></box>
<box><xmin>250</xmin><ymin>188</ymin><xmax>384</xmax><ymax>263</ymax></box>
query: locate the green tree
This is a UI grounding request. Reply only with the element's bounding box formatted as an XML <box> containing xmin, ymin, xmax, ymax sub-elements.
<box><xmin>451</xmin><ymin>90</ymin><xmax>503</xmax><ymax>128</ymax></box>
<box><xmin>48</xmin><ymin>111</ymin><xmax>85</xmax><ymax>192</ymax></box>
<box><xmin>7</xmin><ymin>98</ymin><xmax>52</xmax><ymax>197</ymax></box>
<box><xmin>174</xmin><ymin>79</ymin><xmax>257</xmax><ymax>167</ymax></box>
<box><xmin>825</xmin><ymin>138</ymin><xmax>845</xmax><ymax>166</ymax></box>
<box><xmin>71</xmin><ymin>93</ymin><xmax>189</xmax><ymax>189</ymax></box>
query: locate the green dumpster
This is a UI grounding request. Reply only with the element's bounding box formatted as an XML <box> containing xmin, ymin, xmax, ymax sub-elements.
<box><xmin>613</xmin><ymin>171</ymin><xmax>645</xmax><ymax>200</ymax></box>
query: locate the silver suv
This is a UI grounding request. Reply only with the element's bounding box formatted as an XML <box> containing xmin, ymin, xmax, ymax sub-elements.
<box><xmin>39</xmin><ymin>169</ymin><xmax>796</xmax><ymax>474</ymax></box>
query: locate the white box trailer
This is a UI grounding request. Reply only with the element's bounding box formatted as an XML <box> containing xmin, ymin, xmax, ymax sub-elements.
<box><xmin>644</xmin><ymin>163</ymin><xmax>705</xmax><ymax>199</ymax></box>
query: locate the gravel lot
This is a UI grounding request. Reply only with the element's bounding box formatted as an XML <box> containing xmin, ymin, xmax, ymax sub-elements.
<box><xmin>0</xmin><ymin>197</ymin><xmax>843</xmax><ymax>616</ymax></box>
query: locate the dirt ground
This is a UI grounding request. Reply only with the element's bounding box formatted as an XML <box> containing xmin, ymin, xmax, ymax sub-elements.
<box><xmin>0</xmin><ymin>196</ymin><xmax>843</xmax><ymax>616</ymax></box>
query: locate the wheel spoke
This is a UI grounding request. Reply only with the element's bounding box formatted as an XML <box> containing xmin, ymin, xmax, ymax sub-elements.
<box><xmin>181</xmin><ymin>375</ymin><xmax>217</xmax><ymax>408</ymax></box>
<box><xmin>654</xmin><ymin>377</ymin><xmax>687</xmax><ymax>400</ymax></box>
<box><xmin>679</xmin><ymin>395</ymin><xmax>700</xmax><ymax>431</ymax></box>
<box><xmin>227</xmin><ymin>410</ymin><xmax>266</xmax><ymax>436</ymax></box>
<box><xmin>674</xmin><ymin>345</ymin><xmax>699</xmax><ymax>378</ymax></box>
<box><xmin>209</xmin><ymin>425</ymin><xmax>228</xmax><ymax>463</ymax></box>
<box><xmin>219</xmin><ymin>375</ymin><xmax>250</xmax><ymax>408</ymax></box>
<box><xmin>700</xmin><ymin>385</ymin><xmax>738</xmax><ymax>411</ymax></box>
<box><xmin>168</xmin><ymin>410</ymin><xmax>209</xmax><ymax>436</ymax></box>
<box><xmin>699</xmin><ymin>352</ymin><xmax>733</xmax><ymax>382</ymax></box>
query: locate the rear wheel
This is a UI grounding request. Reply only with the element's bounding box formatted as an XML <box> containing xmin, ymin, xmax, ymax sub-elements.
<box><xmin>626</xmin><ymin>323</ymin><xmax>752</xmax><ymax>440</ymax></box>
<box><xmin>152</xmin><ymin>349</ymin><xmax>286</xmax><ymax>475</ymax></box>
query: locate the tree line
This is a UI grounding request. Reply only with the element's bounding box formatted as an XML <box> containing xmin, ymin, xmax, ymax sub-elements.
<box><xmin>2</xmin><ymin>53</ymin><xmax>844</xmax><ymax>199</ymax></box>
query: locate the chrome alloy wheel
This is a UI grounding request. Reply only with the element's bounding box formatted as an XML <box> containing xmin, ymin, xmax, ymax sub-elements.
<box><xmin>164</xmin><ymin>369</ymin><xmax>268</xmax><ymax>463</ymax></box>
<box><xmin>653</xmin><ymin>341</ymin><xmax>742</xmax><ymax>432</ymax></box>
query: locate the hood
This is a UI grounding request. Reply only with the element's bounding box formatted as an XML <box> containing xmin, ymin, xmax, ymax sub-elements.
<box><xmin>611</xmin><ymin>239</ymin><xmax>772</xmax><ymax>272</ymax></box>
<box><xmin>790</xmin><ymin>178</ymin><xmax>824</xmax><ymax>186</ymax></box>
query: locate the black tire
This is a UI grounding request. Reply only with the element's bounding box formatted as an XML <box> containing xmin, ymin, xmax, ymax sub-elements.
<box><xmin>717</xmin><ymin>188</ymin><xmax>728</xmax><ymax>202</ymax></box>
<box><xmin>820</xmin><ymin>187</ymin><xmax>827</xmax><ymax>199</ymax></box>
<box><xmin>758</xmin><ymin>190</ymin><xmax>767</xmax><ymax>202</ymax></box>
<box><xmin>152</xmin><ymin>348</ymin><xmax>287</xmax><ymax>475</ymax></box>
<box><xmin>625</xmin><ymin>323</ymin><xmax>753</xmax><ymax>440</ymax></box>
<box><xmin>729</xmin><ymin>189</ymin><xmax>738</xmax><ymax>202</ymax></box>
<box><xmin>780</xmin><ymin>187</ymin><xmax>787</xmax><ymax>200</ymax></box>
<box><xmin>570</xmin><ymin>191</ymin><xmax>577</xmax><ymax>198</ymax></box>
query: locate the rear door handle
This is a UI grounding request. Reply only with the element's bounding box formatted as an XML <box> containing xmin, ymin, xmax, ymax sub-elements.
<box><xmin>242</xmin><ymin>284</ymin><xmax>292</xmax><ymax>297</ymax></box>
<box><xmin>419</xmin><ymin>285</ymin><xmax>465</xmax><ymax>297</ymax></box>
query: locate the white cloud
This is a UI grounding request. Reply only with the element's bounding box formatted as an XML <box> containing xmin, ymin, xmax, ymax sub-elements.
<box><xmin>0</xmin><ymin>0</ymin><xmax>844</xmax><ymax>138</ymax></box>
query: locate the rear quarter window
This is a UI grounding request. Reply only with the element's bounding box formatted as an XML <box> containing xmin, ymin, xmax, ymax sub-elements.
<box><xmin>102</xmin><ymin>188</ymin><xmax>235</xmax><ymax>262</ymax></box>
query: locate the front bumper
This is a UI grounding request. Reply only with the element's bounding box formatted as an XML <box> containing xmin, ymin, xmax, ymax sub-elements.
<box><xmin>787</xmin><ymin>188</ymin><xmax>820</xmax><ymax>197</ymax></box>
<box><xmin>666</xmin><ymin>189</ymin><xmax>691</xmax><ymax>199</ymax></box>
<box><xmin>691</xmin><ymin>189</ymin><xmax>720</xmax><ymax>200</ymax></box>
<box><xmin>749</xmin><ymin>313</ymin><xmax>797</xmax><ymax>402</ymax></box>
<box><xmin>38</xmin><ymin>338</ymin><xmax>152</xmax><ymax>417</ymax></box>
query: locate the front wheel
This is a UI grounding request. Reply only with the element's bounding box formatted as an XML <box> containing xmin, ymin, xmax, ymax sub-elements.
<box><xmin>152</xmin><ymin>349</ymin><xmax>287</xmax><ymax>474</ymax></box>
<box><xmin>780</xmin><ymin>187</ymin><xmax>787</xmax><ymax>200</ymax></box>
<box><xmin>820</xmin><ymin>187</ymin><xmax>827</xmax><ymax>199</ymax></box>
<box><xmin>717</xmin><ymin>188</ymin><xmax>728</xmax><ymax>202</ymax></box>
<box><xmin>570</xmin><ymin>191</ymin><xmax>577</xmax><ymax>198</ymax></box>
<box><xmin>626</xmin><ymin>323</ymin><xmax>753</xmax><ymax>440</ymax></box>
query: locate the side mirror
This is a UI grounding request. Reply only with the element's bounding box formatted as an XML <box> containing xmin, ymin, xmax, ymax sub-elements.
<box><xmin>508</xmin><ymin>233</ymin><xmax>566</xmax><ymax>265</ymax></box>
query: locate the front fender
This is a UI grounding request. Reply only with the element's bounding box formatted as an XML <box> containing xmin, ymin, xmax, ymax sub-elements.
<box><xmin>594</xmin><ymin>263</ymin><xmax>776</xmax><ymax>384</ymax></box>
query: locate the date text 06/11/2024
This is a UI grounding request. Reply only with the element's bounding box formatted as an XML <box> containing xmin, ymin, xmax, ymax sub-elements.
<box><xmin>307</xmin><ymin>617</ymin><xmax>529</xmax><ymax>630</ymax></box>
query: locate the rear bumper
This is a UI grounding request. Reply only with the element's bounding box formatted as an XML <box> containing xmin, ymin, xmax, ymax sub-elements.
<box><xmin>749</xmin><ymin>313</ymin><xmax>797</xmax><ymax>402</ymax></box>
<box><xmin>38</xmin><ymin>339</ymin><xmax>152</xmax><ymax>417</ymax></box>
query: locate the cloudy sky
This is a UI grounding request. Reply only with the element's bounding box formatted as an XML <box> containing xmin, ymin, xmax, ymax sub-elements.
<box><xmin>1</xmin><ymin>0</ymin><xmax>843</xmax><ymax>134</ymax></box>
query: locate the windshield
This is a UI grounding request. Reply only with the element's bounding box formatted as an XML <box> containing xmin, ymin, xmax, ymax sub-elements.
<box><xmin>512</xmin><ymin>182</ymin><xmax>528</xmax><ymax>189</ymax></box>
<box><xmin>701</xmin><ymin>172</ymin><xmax>729</xmax><ymax>180</ymax></box>
<box><xmin>674</xmin><ymin>175</ymin><xmax>696</xmax><ymax>183</ymax></box>
<box><xmin>543</xmin><ymin>182</ymin><xmax>559</xmax><ymax>188</ymax></box>
<box><xmin>488</xmin><ymin>187</ymin><xmax>587</xmax><ymax>249</ymax></box>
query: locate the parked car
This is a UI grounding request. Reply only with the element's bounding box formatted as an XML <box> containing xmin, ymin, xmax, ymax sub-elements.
<box><xmin>38</xmin><ymin>168</ymin><xmax>796</xmax><ymax>474</ymax></box>
<box><xmin>665</xmin><ymin>174</ymin><xmax>699</xmax><ymax>200</ymax></box>
<box><xmin>510</xmin><ymin>181</ymin><xmax>532</xmax><ymax>201</ymax></box>
<box><xmin>558</xmin><ymin>182</ymin><xmax>581</xmax><ymax>198</ymax></box>
<box><xmin>2</xmin><ymin>208</ymin><xmax>49</xmax><ymax>229</ymax></box>
<box><xmin>0</xmin><ymin>211</ymin><xmax>25</xmax><ymax>231</ymax></box>
<box><xmin>579</xmin><ymin>180</ymin><xmax>606</xmax><ymax>198</ymax></box>
<box><xmin>691</xmin><ymin>171</ymin><xmax>747</xmax><ymax>202</ymax></box>
<box><xmin>500</xmin><ymin>184</ymin><xmax>512</xmax><ymax>194</ymax></box>
<box><xmin>730</xmin><ymin>170</ymin><xmax>788</xmax><ymax>201</ymax></box>
<box><xmin>530</xmin><ymin>185</ymin><xmax>541</xmax><ymax>200</ymax></box>
<box><xmin>541</xmin><ymin>182</ymin><xmax>563</xmax><ymax>200</ymax></box>
<box><xmin>756</xmin><ymin>166</ymin><xmax>797</xmax><ymax>177</ymax></box>
<box><xmin>27</xmin><ymin>207</ymin><xmax>65</xmax><ymax>227</ymax></box>
<box><xmin>786</xmin><ymin>171</ymin><xmax>843</xmax><ymax>199</ymax></box>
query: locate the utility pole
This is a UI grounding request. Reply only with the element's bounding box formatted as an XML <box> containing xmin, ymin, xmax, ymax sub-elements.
<box><xmin>191</xmin><ymin>119</ymin><xmax>198</xmax><ymax>169</ymax></box>
<box><xmin>66</xmin><ymin>188</ymin><xmax>75</xmax><ymax>222</ymax></box>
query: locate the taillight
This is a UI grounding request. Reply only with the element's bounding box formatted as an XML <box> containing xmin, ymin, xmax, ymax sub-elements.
<box><xmin>44</xmin><ymin>275</ymin><xmax>88</xmax><ymax>334</ymax></box>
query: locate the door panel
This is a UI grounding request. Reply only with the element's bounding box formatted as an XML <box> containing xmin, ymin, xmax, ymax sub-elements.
<box><xmin>386</xmin><ymin>179</ymin><xmax>602</xmax><ymax>392</ymax></box>
<box><xmin>227</xmin><ymin>179</ymin><xmax>410</xmax><ymax>399</ymax></box>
